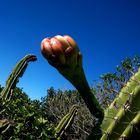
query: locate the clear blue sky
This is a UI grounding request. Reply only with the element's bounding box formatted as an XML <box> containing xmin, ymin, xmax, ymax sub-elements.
<box><xmin>0</xmin><ymin>0</ymin><xmax>140</xmax><ymax>99</ymax></box>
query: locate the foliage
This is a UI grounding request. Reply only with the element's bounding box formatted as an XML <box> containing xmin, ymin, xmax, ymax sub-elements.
<box><xmin>0</xmin><ymin>89</ymin><xmax>54</xmax><ymax>140</ymax></box>
<box><xmin>41</xmin><ymin>87</ymin><xmax>96</xmax><ymax>140</ymax></box>
<box><xmin>96</xmin><ymin>55</ymin><xmax>140</xmax><ymax>108</ymax></box>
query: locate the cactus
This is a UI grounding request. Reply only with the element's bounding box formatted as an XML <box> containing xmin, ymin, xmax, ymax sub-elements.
<box><xmin>41</xmin><ymin>35</ymin><xmax>104</xmax><ymax>123</ymax></box>
<box><xmin>0</xmin><ymin>54</ymin><xmax>37</xmax><ymax>100</ymax></box>
<box><xmin>100</xmin><ymin>68</ymin><xmax>140</xmax><ymax>139</ymax></box>
<box><xmin>119</xmin><ymin>112</ymin><xmax>140</xmax><ymax>139</ymax></box>
<box><xmin>0</xmin><ymin>54</ymin><xmax>79</xmax><ymax>139</ymax></box>
<box><xmin>0</xmin><ymin>54</ymin><xmax>37</xmax><ymax>137</ymax></box>
<box><xmin>41</xmin><ymin>35</ymin><xmax>140</xmax><ymax>139</ymax></box>
<box><xmin>54</xmin><ymin>105</ymin><xmax>79</xmax><ymax>139</ymax></box>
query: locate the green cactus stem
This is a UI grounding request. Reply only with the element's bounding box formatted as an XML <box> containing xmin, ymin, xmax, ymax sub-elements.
<box><xmin>101</xmin><ymin>68</ymin><xmax>140</xmax><ymax>139</ymax></box>
<box><xmin>102</xmin><ymin>68</ymin><xmax>140</xmax><ymax>131</ymax></box>
<box><xmin>60</xmin><ymin>64</ymin><xmax>104</xmax><ymax>124</ymax></box>
<box><xmin>41</xmin><ymin>35</ymin><xmax>104</xmax><ymax>123</ymax></box>
<box><xmin>119</xmin><ymin>112</ymin><xmax>140</xmax><ymax>140</ymax></box>
<box><xmin>0</xmin><ymin>54</ymin><xmax>37</xmax><ymax>100</ymax></box>
<box><xmin>54</xmin><ymin>105</ymin><xmax>79</xmax><ymax>139</ymax></box>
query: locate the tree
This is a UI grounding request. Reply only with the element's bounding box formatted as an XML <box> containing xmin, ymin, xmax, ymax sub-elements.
<box><xmin>96</xmin><ymin>55</ymin><xmax>140</xmax><ymax>107</ymax></box>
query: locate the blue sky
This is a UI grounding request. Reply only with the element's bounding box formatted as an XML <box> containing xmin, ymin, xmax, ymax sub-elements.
<box><xmin>0</xmin><ymin>0</ymin><xmax>140</xmax><ymax>99</ymax></box>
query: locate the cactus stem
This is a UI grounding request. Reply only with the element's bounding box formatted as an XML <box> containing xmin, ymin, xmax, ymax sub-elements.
<box><xmin>54</xmin><ymin>105</ymin><xmax>79</xmax><ymax>139</ymax></box>
<box><xmin>0</xmin><ymin>54</ymin><xmax>37</xmax><ymax>100</ymax></box>
<box><xmin>119</xmin><ymin>112</ymin><xmax>140</xmax><ymax>140</ymax></box>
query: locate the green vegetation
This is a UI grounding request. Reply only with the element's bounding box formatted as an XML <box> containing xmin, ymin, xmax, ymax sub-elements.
<box><xmin>0</xmin><ymin>52</ymin><xmax>140</xmax><ymax>139</ymax></box>
<box><xmin>0</xmin><ymin>55</ymin><xmax>79</xmax><ymax>140</ymax></box>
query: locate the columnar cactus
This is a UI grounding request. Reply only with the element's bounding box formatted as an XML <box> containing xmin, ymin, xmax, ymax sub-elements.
<box><xmin>0</xmin><ymin>54</ymin><xmax>37</xmax><ymax>100</ymax></box>
<box><xmin>101</xmin><ymin>68</ymin><xmax>140</xmax><ymax>139</ymax></box>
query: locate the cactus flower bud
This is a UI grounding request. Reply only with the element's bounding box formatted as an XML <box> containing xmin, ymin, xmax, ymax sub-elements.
<box><xmin>41</xmin><ymin>35</ymin><xmax>81</xmax><ymax>70</ymax></box>
<box><xmin>41</xmin><ymin>35</ymin><xmax>104</xmax><ymax>121</ymax></box>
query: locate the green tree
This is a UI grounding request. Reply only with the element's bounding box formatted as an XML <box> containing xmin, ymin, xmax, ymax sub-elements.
<box><xmin>97</xmin><ymin>55</ymin><xmax>140</xmax><ymax>107</ymax></box>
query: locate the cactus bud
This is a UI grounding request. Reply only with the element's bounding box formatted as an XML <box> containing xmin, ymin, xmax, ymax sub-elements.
<box><xmin>41</xmin><ymin>35</ymin><xmax>104</xmax><ymax>121</ymax></box>
<box><xmin>41</xmin><ymin>35</ymin><xmax>80</xmax><ymax>69</ymax></box>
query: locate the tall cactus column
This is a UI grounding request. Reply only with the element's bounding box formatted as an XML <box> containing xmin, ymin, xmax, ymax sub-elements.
<box><xmin>0</xmin><ymin>54</ymin><xmax>37</xmax><ymax>100</ymax></box>
<box><xmin>40</xmin><ymin>35</ymin><xmax>104</xmax><ymax>123</ymax></box>
<box><xmin>101</xmin><ymin>68</ymin><xmax>140</xmax><ymax>139</ymax></box>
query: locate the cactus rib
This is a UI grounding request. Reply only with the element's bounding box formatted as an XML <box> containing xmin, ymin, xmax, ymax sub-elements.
<box><xmin>101</xmin><ymin>68</ymin><xmax>140</xmax><ymax>139</ymax></box>
<box><xmin>119</xmin><ymin>112</ymin><xmax>140</xmax><ymax>139</ymax></box>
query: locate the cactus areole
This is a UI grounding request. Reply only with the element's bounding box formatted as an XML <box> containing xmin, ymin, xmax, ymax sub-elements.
<box><xmin>41</xmin><ymin>35</ymin><xmax>104</xmax><ymax>123</ymax></box>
